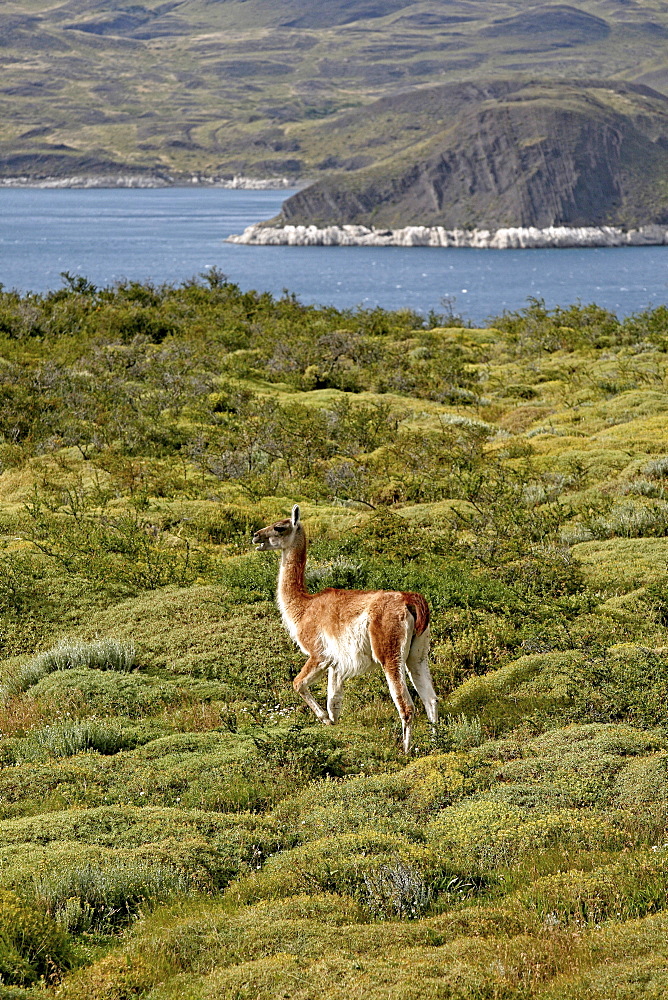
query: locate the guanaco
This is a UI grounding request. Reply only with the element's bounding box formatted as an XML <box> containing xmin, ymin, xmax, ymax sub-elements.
<box><xmin>252</xmin><ymin>505</ymin><xmax>437</xmax><ymax>752</ymax></box>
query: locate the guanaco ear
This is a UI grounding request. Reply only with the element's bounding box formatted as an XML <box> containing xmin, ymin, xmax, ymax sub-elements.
<box><xmin>291</xmin><ymin>504</ymin><xmax>301</xmax><ymax>527</ymax></box>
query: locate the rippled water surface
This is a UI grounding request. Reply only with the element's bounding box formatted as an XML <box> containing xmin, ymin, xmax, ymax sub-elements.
<box><xmin>1</xmin><ymin>187</ymin><xmax>666</xmax><ymax>323</ymax></box>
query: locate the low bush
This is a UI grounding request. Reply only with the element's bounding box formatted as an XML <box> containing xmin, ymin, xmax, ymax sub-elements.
<box><xmin>30</xmin><ymin>720</ymin><xmax>130</xmax><ymax>757</ymax></box>
<box><xmin>34</xmin><ymin>860</ymin><xmax>193</xmax><ymax>931</ymax></box>
<box><xmin>0</xmin><ymin>888</ymin><xmax>71</xmax><ymax>985</ymax></box>
<box><xmin>430</xmin><ymin>714</ymin><xmax>484</xmax><ymax>752</ymax></box>
<box><xmin>612</xmin><ymin>751</ymin><xmax>668</xmax><ymax>808</ymax></box>
<box><xmin>362</xmin><ymin>861</ymin><xmax>432</xmax><ymax>920</ymax></box>
<box><xmin>620</xmin><ymin>476</ymin><xmax>667</xmax><ymax>499</ymax></box>
<box><xmin>1</xmin><ymin>638</ymin><xmax>136</xmax><ymax>700</ymax></box>
<box><xmin>28</xmin><ymin>668</ymin><xmax>182</xmax><ymax>719</ymax></box>
<box><xmin>481</xmin><ymin>724</ymin><xmax>667</xmax><ymax>813</ymax></box>
<box><xmin>443</xmin><ymin>645</ymin><xmax>668</xmax><ymax>734</ymax></box>
<box><xmin>0</xmin><ymin>731</ymin><xmax>267</xmax><ymax>817</ymax></box>
<box><xmin>426</xmin><ymin>800</ymin><xmax>624</xmax><ymax>873</ymax></box>
<box><xmin>442</xmin><ymin>651</ymin><xmax>580</xmax><ymax>733</ymax></box>
<box><xmin>224</xmin><ymin>831</ymin><xmax>439</xmax><ymax>907</ymax></box>
<box><xmin>250</xmin><ymin>725</ymin><xmax>348</xmax><ymax>780</ymax></box>
<box><xmin>271</xmin><ymin>765</ymin><xmax>440</xmax><ymax>845</ymax></box>
<box><xmin>581</xmin><ymin>500</ymin><xmax>668</xmax><ymax>540</ymax></box>
<box><xmin>70</xmin><ymin>586</ymin><xmax>296</xmax><ymax>701</ymax></box>
<box><xmin>0</xmin><ymin>802</ymin><xmax>274</xmax><ymax>846</ymax></box>
<box><xmin>564</xmin><ymin>645</ymin><xmax>668</xmax><ymax>727</ymax></box>
<box><xmin>641</xmin><ymin>455</ymin><xmax>668</xmax><ymax>479</ymax></box>
<box><xmin>523</xmin><ymin>849</ymin><xmax>668</xmax><ymax>926</ymax></box>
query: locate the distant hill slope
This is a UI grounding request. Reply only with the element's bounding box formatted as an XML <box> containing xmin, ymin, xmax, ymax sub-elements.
<box><xmin>277</xmin><ymin>81</ymin><xmax>668</xmax><ymax>229</ymax></box>
<box><xmin>2</xmin><ymin>0</ymin><xmax>668</xmax><ymax>179</ymax></box>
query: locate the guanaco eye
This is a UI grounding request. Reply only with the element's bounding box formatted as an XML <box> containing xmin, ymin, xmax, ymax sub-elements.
<box><xmin>275</xmin><ymin>524</ymin><xmax>289</xmax><ymax>533</ymax></box>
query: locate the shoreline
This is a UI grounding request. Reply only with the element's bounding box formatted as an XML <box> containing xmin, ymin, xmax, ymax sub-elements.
<box><xmin>0</xmin><ymin>174</ymin><xmax>295</xmax><ymax>190</ymax></box>
<box><xmin>226</xmin><ymin>222</ymin><xmax>668</xmax><ymax>249</ymax></box>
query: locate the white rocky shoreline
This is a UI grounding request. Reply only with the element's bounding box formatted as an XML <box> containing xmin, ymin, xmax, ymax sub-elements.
<box><xmin>227</xmin><ymin>222</ymin><xmax>668</xmax><ymax>249</ymax></box>
<box><xmin>0</xmin><ymin>174</ymin><xmax>294</xmax><ymax>190</ymax></box>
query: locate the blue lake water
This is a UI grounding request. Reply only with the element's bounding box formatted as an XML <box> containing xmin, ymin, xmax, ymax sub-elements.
<box><xmin>1</xmin><ymin>186</ymin><xmax>667</xmax><ymax>324</ymax></box>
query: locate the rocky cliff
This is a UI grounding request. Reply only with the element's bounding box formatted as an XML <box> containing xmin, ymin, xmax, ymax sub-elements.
<box><xmin>277</xmin><ymin>81</ymin><xmax>668</xmax><ymax>229</ymax></box>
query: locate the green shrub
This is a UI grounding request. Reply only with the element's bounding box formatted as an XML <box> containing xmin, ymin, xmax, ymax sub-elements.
<box><xmin>491</xmin><ymin>298</ymin><xmax>624</xmax><ymax>352</ymax></box>
<box><xmin>31</xmin><ymin>720</ymin><xmax>130</xmax><ymax>757</ymax></box>
<box><xmin>34</xmin><ymin>861</ymin><xmax>193</xmax><ymax>931</ymax></box>
<box><xmin>187</xmin><ymin>504</ymin><xmax>256</xmax><ymax>546</ymax></box>
<box><xmin>1</xmin><ymin>638</ymin><xmax>136</xmax><ymax>699</ymax></box>
<box><xmin>0</xmin><ymin>806</ymin><xmax>283</xmax><ymax>889</ymax></box>
<box><xmin>444</xmin><ymin>645</ymin><xmax>668</xmax><ymax>734</ymax></box>
<box><xmin>225</xmin><ymin>831</ymin><xmax>438</xmax><ymax>906</ymax></box>
<box><xmin>523</xmin><ymin>849</ymin><xmax>668</xmax><ymax>926</ymax></box>
<box><xmin>443</xmin><ymin>651</ymin><xmax>581</xmax><ymax>734</ymax></box>
<box><xmin>270</xmin><ymin>770</ymin><xmax>424</xmax><ymax>845</ymax></box>
<box><xmin>0</xmin><ymin>889</ymin><xmax>71</xmax><ymax>985</ymax></box>
<box><xmin>430</xmin><ymin>715</ymin><xmax>484</xmax><ymax>752</ymax></box>
<box><xmin>612</xmin><ymin>751</ymin><xmax>668</xmax><ymax>807</ymax></box>
<box><xmin>564</xmin><ymin>645</ymin><xmax>668</xmax><ymax>727</ymax></box>
<box><xmin>0</xmin><ymin>730</ymin><xmax>276</xmax><ymax>817</ymax></box>
<box><xmin>72</xmin><ymin>586</ymin><xmax>296</xmax><ymax>700</ymax></box>
<box><xmin>480</xmin><ymin>725</ymin><xmax>668</xmax><ymax>814</ymax></box>
<box><xmin>645</xmin><ymin>579</ymin><xmax>668</xmax><ymax>627</ymax></box>
<box><xmin>29</xmin><ymin>668</ymin><xmax>180</xmax><ymax>719</ymax></box>
<box><xmin>24</xmin><ymin>485</ymin><xmax>208</xmax><ymax>596</ymax></box>
<box><xmin>0</xmin><ymin>551</ymin><xmax>49</xmax><ymax>620</ymax></box>
<box><xmin>212</xmin><ymin>552</ymin><xmax>280</xmax><ymax>603</ymax></box>
<box><xmin>426</xmin><ymin>800</ymin><xmax>623</xmax><ymax>872</ymax></box>
<box><xmin>250</xmin><ymin>725</ymin><xmax>348</xmax><ymax>780</ymax></box>
<box><xmin>362</xmin><ymin>861</ymin><xmax>432</xmax><ymax>920</ymax></box>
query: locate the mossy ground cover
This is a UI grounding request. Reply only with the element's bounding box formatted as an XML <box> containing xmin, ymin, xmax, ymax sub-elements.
<box><xmin>0</xmin><ymin>285</ymin><xmax>667</xmax><ymax>996</ymax></box>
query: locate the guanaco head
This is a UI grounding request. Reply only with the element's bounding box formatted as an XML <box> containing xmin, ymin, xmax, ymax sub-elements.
<box><xmin>252</xmin><ymin>504</ymin><xmax>302</xmax><ymax>552</ymax></box>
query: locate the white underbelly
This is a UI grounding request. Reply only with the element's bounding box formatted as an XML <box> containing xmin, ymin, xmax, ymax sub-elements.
<box><xmin>319</xmin><ymin>615</ymin><xmax>374</xmax><ymax>681</ymax></box>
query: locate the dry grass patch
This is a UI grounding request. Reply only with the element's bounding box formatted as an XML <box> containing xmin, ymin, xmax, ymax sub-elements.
<box><xmin>0</xmin><ymin>696</ymin><xmax>48</xmax><ymax>738</ymax></box>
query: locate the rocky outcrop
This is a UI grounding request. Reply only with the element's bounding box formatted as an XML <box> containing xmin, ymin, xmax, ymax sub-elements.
<box><xmin>275</xmin><ymin>81</ymin><xmax>668</xmax><ymax>230</ymax></box>
<box><xmin>226</xmin><ymin>223</ymin><xmax>668</xmax><ymax>248</ymax></box>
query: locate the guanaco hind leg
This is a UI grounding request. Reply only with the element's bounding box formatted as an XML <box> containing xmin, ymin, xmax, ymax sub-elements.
<box><xmin>383</xmin><ymin>662</ymin><xmax>415</xmax><ymax>754</ymax></box>
<box><xmin>369</xmin><ymin>606</ymin><xmax>418</xmax><ymax>752</ymax></box>
<box><xmin>406</xmin><ymin>626</ymin><xmax>438</xmax><ymax>726</ymax></box>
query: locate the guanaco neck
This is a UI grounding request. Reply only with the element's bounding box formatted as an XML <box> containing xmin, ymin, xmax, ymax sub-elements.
<box><xmin>277</xmin><ymin>531</ymin><xmax>310</xmax><ymax>619</ymax></box>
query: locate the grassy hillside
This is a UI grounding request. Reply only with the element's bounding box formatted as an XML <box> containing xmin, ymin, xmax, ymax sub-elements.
<box><xmin>2</xmin><ymin>0</ymin><xmax>668</xmax><ymax>179</ymax></box>
<box><xmin>1</xmin><ymin>278</ymin><xmax>668</xmax><ymax>997</ymax></box>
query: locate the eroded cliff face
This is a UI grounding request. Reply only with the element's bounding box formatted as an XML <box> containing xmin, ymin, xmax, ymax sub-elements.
<box><xmin>278</xmin><ymin>83</ymin><xmax>668</xmax><ymax>229</ymax></box>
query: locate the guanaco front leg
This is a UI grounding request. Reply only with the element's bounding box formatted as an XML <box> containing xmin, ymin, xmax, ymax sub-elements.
<box><xmin>293</xmin><ymin>656</ymin><xmax>330</xmax><ymax>724</ymax></box>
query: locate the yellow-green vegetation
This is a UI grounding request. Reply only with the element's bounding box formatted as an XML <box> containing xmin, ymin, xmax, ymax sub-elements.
<box><xmin>0</xmin><ymin>280</ymin><xmax>668</xmax><ymax>997</ymax></box>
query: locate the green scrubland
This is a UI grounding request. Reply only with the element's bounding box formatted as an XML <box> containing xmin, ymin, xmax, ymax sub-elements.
<box><xmin>0</xmin><ymin>274</ymin><xmax>668</xmax><ymax>998</ymax></box>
